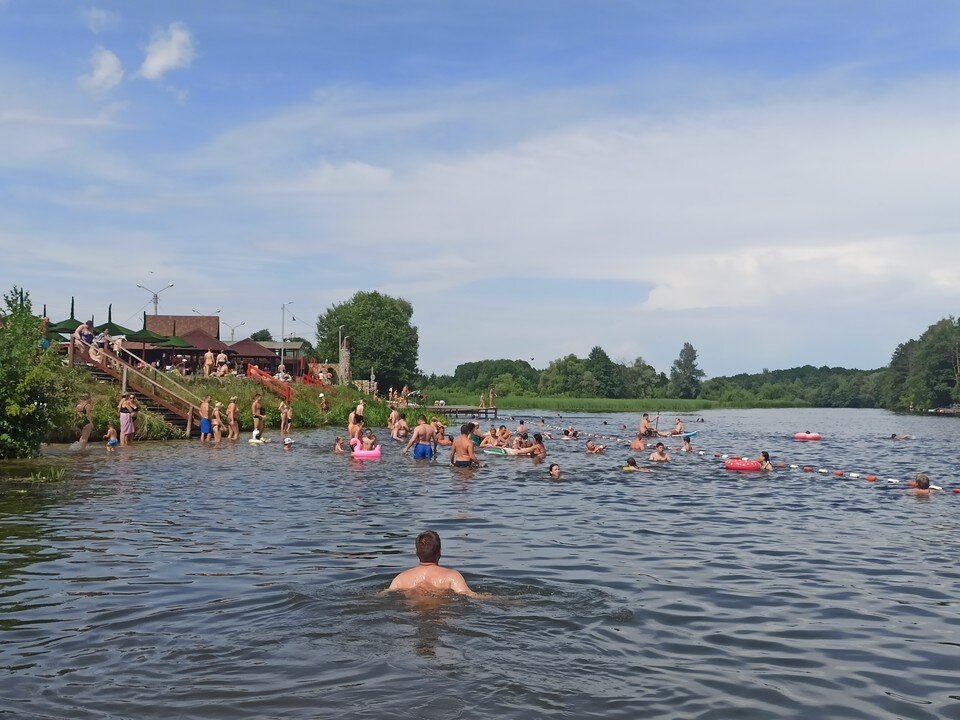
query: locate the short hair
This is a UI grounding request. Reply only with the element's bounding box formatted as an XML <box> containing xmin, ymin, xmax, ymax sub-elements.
<box><xmin>355</xmin><ymin>414</ymin><xmax>364</xmax><ymax>424</ymax></box>
<box><xmin>417</xmin><ymin>415</ymin><xmax>426</xmax><ymax>422</ymax></box>
<box><xmin>460</xmin><ymin>423</ymin><xmax>471</xmax><ymax>435</ymax></box>
<box><xmin>416</xmin><ymin>531</ymin><xmax>441</xmax><ymax>563</ymax></box>
<box><xmin>642</xmin><ymin>413</ymin><xmax>649</xmax><ymax>418</ymax></box>
<box><xmin>915</xmin><ymin>473</ymin><xmax>930</xmax><ymax>489</ymax></box>
<box><xmin>626</xmin><ymin>457</ymin><xmax>638</xmax><ymax>467</ymax></box>
<box><xmin>655</xmin><ymin>442</ymin><xmax>665</xmax><ymax>449</ymax></box>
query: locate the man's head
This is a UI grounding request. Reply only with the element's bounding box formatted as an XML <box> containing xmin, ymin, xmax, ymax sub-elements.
<box><xmin>655</xmin><ymin>442</ymin><xmax>665</xmax><ymax>450</ymax></box>
<box><xmin>416</xmin><ymin>530</ymin><xmax>441</xmax><ymax>564</ymax></box>
<box><xmin>915</xmin><ymin>473</ymin><xmax>930</xmax><ymax>490</ymax></box>
<box><xmin>642</xmin><ymin>413</ymin><xmax>649</xmax><ymax>419</ymax></box>
<box><xmin>460</xmin><ymin>423</ymin><xmax>471</xmax><ymax>436</ymax></box>
<box><xmin>417</xmin><ymin>415</ymin><xmax>426</xmax><ymax>424</ymax></box>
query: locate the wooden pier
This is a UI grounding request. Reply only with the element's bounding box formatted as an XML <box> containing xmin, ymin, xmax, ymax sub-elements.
<box><xmin>414</xmin><ymin>405</ymin><xmax>498</xmax><ymax>420</ymax></box>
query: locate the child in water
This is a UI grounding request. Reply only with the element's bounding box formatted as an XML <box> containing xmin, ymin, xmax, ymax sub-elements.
<box><xmin>623</xmin><ymin>457</ymin><xmax>653</xmax><ymax>473</ymax></box>
<box><xmin>104</xmin><ymin>423</ymin><xmax>118</xmax><ymax>451</ymax></box>
<box><xmin>334</xmin><ymin>437</ymin><xmax>344</xmax><ymax>454</ymax></box>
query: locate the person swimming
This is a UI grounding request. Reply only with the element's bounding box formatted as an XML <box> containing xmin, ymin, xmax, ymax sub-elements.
<box><xmin>388</xmin><ymin>530</ymin><xmax>478</xmax><ymax>596</ymax></box>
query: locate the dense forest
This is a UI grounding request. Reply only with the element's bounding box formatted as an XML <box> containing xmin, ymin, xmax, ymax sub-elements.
<box><xmin>421</xmin><ymin>317</ymin><xmax>960</xmax><ymax>411</ymax></box>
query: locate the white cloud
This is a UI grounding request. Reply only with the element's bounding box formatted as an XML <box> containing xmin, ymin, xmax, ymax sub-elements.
<box><xmin>139</xmin><ymin>22</ymin><xmax>195</xmax><ymax>80</ymax></box>
<box><xmin>82</xmin><ymin>7</ymin><xmax>117</xmax><ymax>34</ymax></box>
<box><xmin>77</xmin><ymin>46</ymin><xmax>124</xmax><ymax>96</ymax></box>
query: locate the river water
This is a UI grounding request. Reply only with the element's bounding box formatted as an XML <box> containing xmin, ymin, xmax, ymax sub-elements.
<box><xmin>1</xmin><ymin>408</ymin><xmax>958</xmax><ymax>719</ymax></box>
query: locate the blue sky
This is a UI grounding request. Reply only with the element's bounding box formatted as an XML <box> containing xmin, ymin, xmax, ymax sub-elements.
<box><xmin>3</xmin><ymin>1</ymin><xmax>960</xmax><ymax>377</ymax></box>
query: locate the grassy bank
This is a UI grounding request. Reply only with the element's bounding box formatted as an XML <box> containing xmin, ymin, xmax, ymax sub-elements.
<box><xmin>421</xmin><ymin>392</ymin><xmax>811</xmax><ymax>413</ymax></box>
<box><xmin>48</xmin><ymin>374</ymin><xmax>400</xmax><ymax>444</ymax></box>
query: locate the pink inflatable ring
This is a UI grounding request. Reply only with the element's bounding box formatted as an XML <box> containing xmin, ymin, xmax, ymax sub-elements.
<box><xmin>350</xmin><ymin>437</ymin><xmax>382</xmax><ymax>459</ymax></box>
<box><xmin>725</xmin><ymin>459</ymin><xmax>762</xmax><ymax>472</ymax></box>
<box><xmin>794</xmin><ymin>432</ymin><xmax>822</xmax><ymax>441</ymax></box>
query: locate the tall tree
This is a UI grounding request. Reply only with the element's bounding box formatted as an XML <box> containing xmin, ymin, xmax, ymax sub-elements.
<box><xmin>0</xmin><ymin>287</ymin><xmax>77</xmax><ymax>458</ymax></box>
<box><xmin>250</xmin><ymin>328</ymin><xmax>273</xmax><ymax>341</ymax></box>
<box><xmin>315</xmin><ymin>291</ymin><xmax>419</xmax><ymax>390</ymax></box>
<box><xmin>668</xmin><ymin>342</ymin><xmax>705</xmax><ymax>399</ymax></box>
<box><xmin>619</xmin><ymin>356</ymin><xmax>662</xmax><ymax>398</ymax></box>
<box><xmin>586</xmin><ymin>346</ymin><xmax>624</xmax><ymax>398</ymax></box>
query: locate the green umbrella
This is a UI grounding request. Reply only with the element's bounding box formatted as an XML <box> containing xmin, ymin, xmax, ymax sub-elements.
<box><xmin>126</xmin><ymin>312</ymin><xmax>166</xmax><ymax>343</ymax></box>
<box><xmin>48</xmin><ymin>296</ymin><xmax>81</xmax><ymax>334</ymax></box>
<box><xmin>93</xmin><ymin>304</ymin><xmax>134</xmax><ymax>336</ymax></box>
<box><xmin>153</xmin><ymin>335</ymin><xmax>194</xmax><ymax>349</ymax></box>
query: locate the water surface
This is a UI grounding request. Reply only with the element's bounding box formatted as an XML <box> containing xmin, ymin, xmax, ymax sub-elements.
<box><xmin>1</xmin><ymin>408</ymin><xmax>958</xmax><ymax>719</ymax></box>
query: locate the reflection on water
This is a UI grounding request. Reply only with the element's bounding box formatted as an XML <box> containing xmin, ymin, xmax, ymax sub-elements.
<box><xmin>1</xmin><ymin>408</ymin><xmax>959</xmax><ymax>719</ymax></box>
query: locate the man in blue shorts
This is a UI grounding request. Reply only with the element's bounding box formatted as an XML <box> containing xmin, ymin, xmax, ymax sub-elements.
<box><xmin>199</xmin><ymin>395</ymin><xmax>212</xmax><ymax>442</ymax></box>
<box><xmin>403</xmin><ymin>415</ymin><xmax>436</xmax><ymax>459</ymax></box>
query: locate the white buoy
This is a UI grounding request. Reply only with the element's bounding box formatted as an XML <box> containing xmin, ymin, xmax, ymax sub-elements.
<box><xmin>849</xmin><ymin>473</ymin><xmax>861</xmax><ymax>479</ymax></box>
<box><xmin>789</xmin><ymin>464</ymin><xmax>799</xmax><ymax>469</ymax></box>
<box><xmin>818</xmin><ymin>468</ymin><xmax>829</xmax><ymax>474</ymax></box>
<box><xmin>887</xmin><ymin>479</ymin><xmax>900</xmax><ymax>484</ymax></box>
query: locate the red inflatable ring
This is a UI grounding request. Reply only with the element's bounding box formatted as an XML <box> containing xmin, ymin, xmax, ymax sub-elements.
<box><xmin>794</xmin><ymin>432</ymin><xmax>822</xmax><ymax>441</ymax></box>
<box><xmin>725</xmin><ymin>458</ymin><xmax>762</xmax><ymax>472</ymax></box>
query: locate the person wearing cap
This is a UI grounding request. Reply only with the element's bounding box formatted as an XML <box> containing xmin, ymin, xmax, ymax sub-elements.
<box><xmin>283</xmin><ymin>437</ymin><xmax>294</xmax><ymax>451</ymax></box>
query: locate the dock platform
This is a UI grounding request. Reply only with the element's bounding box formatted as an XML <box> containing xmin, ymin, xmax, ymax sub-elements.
<box><xmin>414</xmin><ymin>405</ymin><xmax>498</xmax><ymax>419</ymax></box>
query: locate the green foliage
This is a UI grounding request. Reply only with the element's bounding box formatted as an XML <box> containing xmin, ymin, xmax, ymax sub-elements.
<box><xmin>668</xmin><ymin>342</ymin><xmax>705</xmax><ymax>399</ymax></box>
<box><xmin>884</xmin><ymin>317</ymin><xmax>960</xmax><ymax>410</ymax></box>
<box><xmin>453</xmin><ymin>359</ymin><xmax>539</xmax><ymax>392</ymax></box>
<box><xmin>538</xmin><ymin>355</ymin><xmax>600</xmax><ymax>396</ymax></box>
<box><xmin>315</xmin><ymin>291</ymin><xmax>419</xmax><ymax>390</ymax></box>
<box><xmin>250</xmin><ymin>329</ymin><xmax>273</xmax><ymax>341</ymax></box>
<box><xmin>586</xmin><ymin>346</ymin><xmax>624</xmax><ymax>398</ymax></box>
<box><xmin>0</xmin><ymin>288</ymin><xmax>79</xmax><ymax>458</ymax></box>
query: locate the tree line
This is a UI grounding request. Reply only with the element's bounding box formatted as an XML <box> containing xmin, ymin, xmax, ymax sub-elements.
<box><xmin>421</xmin><ymin>317</ymin><xmax>960</xmax><ymax>411</ymax></box>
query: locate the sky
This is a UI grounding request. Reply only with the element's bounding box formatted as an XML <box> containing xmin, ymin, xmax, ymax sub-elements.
<box><xmin>3</xmin><ymin>1</ymin><xmax>960</xmax><ymax>377</ymax></box>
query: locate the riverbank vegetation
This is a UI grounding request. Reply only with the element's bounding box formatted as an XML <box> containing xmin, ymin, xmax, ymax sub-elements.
<box><xmin>421</xmin><ymin>317</ymin><xmax>960</xmax><ymax>412</ymax></box>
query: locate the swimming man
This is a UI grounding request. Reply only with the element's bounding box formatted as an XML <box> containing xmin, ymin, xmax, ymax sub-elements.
<box><xmin>388</xmin><ymin>530</ymin><xmax>478</xmax><ymax>596</ymax></box>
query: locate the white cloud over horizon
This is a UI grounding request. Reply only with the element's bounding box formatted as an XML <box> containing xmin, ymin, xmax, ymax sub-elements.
<box><xmin>77</xmin><ymin>45</ymin><xmax>123</xmax><ymax>95</ymax></box>
<box><xmin>139</xmin><ymin>22</ymin><xmax>195</xmax><ymax>81</ymax></box>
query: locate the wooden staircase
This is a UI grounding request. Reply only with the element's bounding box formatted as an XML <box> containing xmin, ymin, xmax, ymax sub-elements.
<box><xmin>71</xmin><ymin>340</ymin><xmax>202</xmax><ymax>436</ymax></box>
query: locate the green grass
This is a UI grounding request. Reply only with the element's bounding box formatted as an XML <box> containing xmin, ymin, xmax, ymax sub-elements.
<box><xmin>422</xmin><ymin>391</ymin><xmax>810</xmax><ymax>413</ymax></box>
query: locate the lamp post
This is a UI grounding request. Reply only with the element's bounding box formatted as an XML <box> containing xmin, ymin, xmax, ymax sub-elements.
<box><xmin>281</xmin><ymin>301</ymin><xmax>294</xmax><ymax>368</ymax></box>
<box><xmin>338</xmin><ymin>324</ymin><xmax>345</xmax><ymax>350</ymax></box>
<box><xmin>136</xmin><ymin>282</ymin><xmax>174</xmax><ymax>315</ymax></box>
<box><xmin>222</xmin><ymin>320</ymin><xmax>245</xmax><ymax>342</ymax></box>
<box><xmin>191</xmin><ymin>308</ymin><xmax>221</xmax><ymax>316</ymax></box>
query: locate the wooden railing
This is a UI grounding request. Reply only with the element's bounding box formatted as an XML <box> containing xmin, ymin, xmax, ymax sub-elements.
<box><xmin>246</xmin><ymin>364</ymin><xmax>293</xmax><ymax>402</ymax></box>
<box><xmin>72</xmin><ymin>339</ymin><xmax>201</xmax><ymax>434</ymax></box>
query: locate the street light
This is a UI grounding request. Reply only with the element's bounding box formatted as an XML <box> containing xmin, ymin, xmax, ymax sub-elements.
<box><xmin>338</xmin><ymin>324</ymin><xmax>345</xmax><ymax>350</ymax></box>
<box><xmin>281</xmin><ymin>301</ymin><xmax>294</xmax><ymax>367</ymax></box>
<box><xmin>136</xmin><ymin>282</ymin><xmax>174</xmax><ymax>315</ymax></box>
<box><xmin>222</xmin><ymin>319</ymin><xmax>245</xmax><ymax>342</ymax></box>
<box><xmin>191</xmin><ymin>307</ymin><xmax>221</xmax><ymax>316</ymax></box>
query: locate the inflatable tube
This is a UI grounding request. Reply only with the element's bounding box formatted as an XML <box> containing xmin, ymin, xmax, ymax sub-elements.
<box><xmin>794</xmin><ymin>432</ymin><xmax>822</xmax><ymax>441</ymax></box>
<box><xmin>350</xmin><ymin>437</ymin><xmax>382</xmax><ymax>459</ymax></box>
<box><xmin>725</xmin><ymin>458</ymin><xmax>762</xmax><ymax>472</ymax></box>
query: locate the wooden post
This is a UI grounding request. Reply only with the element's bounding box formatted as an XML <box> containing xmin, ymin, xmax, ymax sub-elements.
<box><xmin>185</xmin><ymin>407</ymin><xmax>193</xmax><ymax>439</ymax></box>
<box><xmin>68</xmin><ymin>340</ymin><xmax>75</xmax><ymax>367</ymax></box>
<box><xmin>121</xmin><ymin>367</ymin><xmax>128</xmax><ymax>395</ymax></box>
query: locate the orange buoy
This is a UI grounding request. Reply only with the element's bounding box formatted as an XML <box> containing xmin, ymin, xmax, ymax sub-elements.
<box><xmin>954</xmin><ymin>488</ymin><xmax>960</xmax><ymax>494</ymax></box>
<box><xmin>775</xmin><ymin>462</ymin><xmax>787</xmax><ymax>469</ymax></box>
<box><xmin>833</xmin><ymin>470</ymin><xmax>844</xmax><ymax>477</ymax></box>
<box><xmin>865</xmin><ymin>475</ymin><xmax>877</xmax><ymax>482</ymax></box>
<box><xmin>803</xmin><ymin>466</ymin><xmax>814</xmax><ymax>472</ymax></box>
